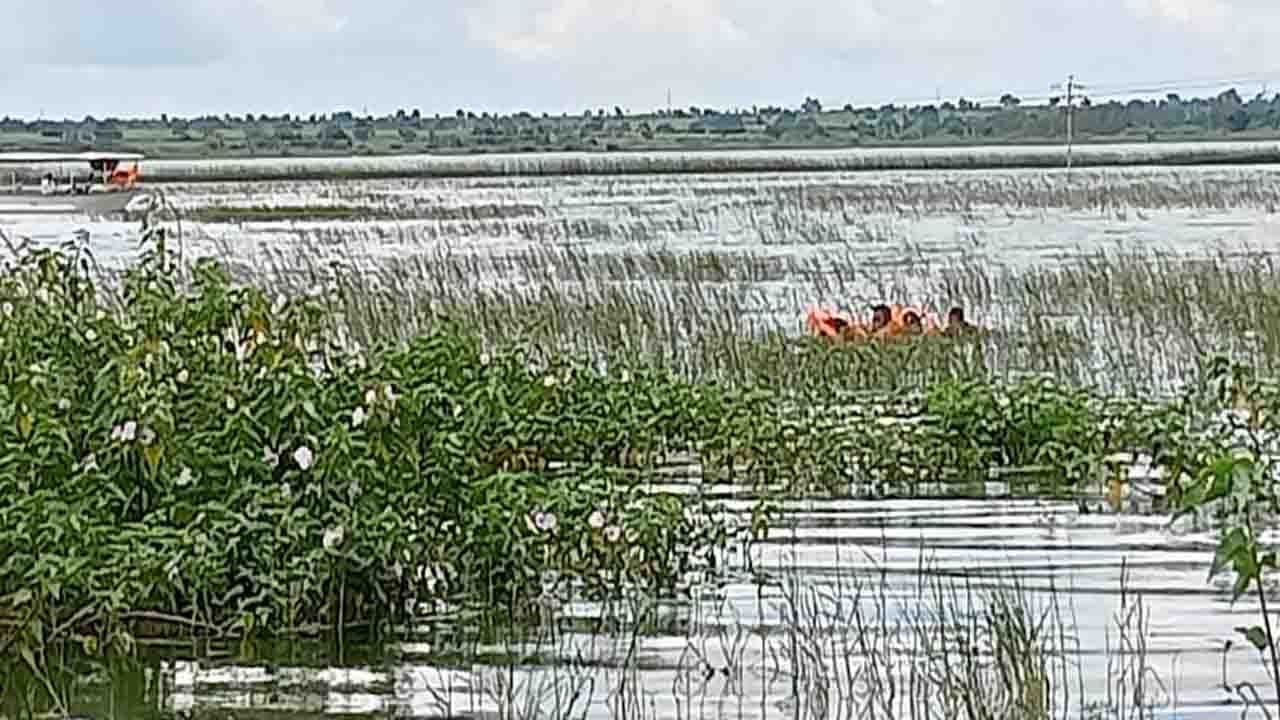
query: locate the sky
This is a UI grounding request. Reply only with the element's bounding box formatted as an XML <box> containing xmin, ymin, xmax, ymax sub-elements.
<box><xmin>2</xmin><ymin>0</ymin><xmax>1279</xmax><ymax>119</ymax></box>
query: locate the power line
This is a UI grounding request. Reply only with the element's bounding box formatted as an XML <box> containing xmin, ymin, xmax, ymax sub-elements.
<box><xmin>835</xmin><ymin>69</ymin><xmax>1280</xmax><ymax>110</ymax></box>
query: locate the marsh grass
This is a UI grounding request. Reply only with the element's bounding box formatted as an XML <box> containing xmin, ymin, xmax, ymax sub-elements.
<box><xmin>4</xmin><ymin>542</ymin><xmax>1174</xmax><ymax>720</ymax></box>
<box><xmin>46</xmin><ymin>141</ymin><xmax>1280</xmax><ymax>184</ymax></box>
<box><xmin>210</xmin><ymin>234</ymin><xmax>1280</xmax><ymax>393</ymax></box>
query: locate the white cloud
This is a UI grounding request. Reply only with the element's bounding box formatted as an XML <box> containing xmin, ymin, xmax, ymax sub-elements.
<box><xmin>2</xmin><ymin>0</ymin><xmax>1279</xmax><ymax>117</ymax></box>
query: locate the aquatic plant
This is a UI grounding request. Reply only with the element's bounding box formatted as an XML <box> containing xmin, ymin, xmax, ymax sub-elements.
<box><xmin>0</xmin><ymin>232</ymin><xmax>737</xmax><ymax>672</ymax></box>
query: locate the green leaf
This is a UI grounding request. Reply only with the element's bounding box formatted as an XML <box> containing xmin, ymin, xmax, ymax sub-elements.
<box><xmin>1210</xmin><ymin>528</ymin><xmax>1247</xmax><ymax>581</ymax></box>
<box><xmin>1232</xmin><ymin>572</ymin><xmax>1254</xmax><ymax>603</ymax></box>
<box><xmin>1234</xmin><ymin>625</ymin><xmax>1271</xmax><ymax>652</ymax></box>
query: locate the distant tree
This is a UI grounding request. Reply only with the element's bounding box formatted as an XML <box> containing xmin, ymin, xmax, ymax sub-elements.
<box><xmin>999</xmin><ymin>93</ymin><xmax>1021</xmax><ymax>109</ymax></box>
<box><xmin>614</xmin><ymin>106</ymin><xmax>624</xmax><ymax>118</ymax></box>
<box><xmin>802</xmin><ymin>96</ymin><xmax>822</xmax><ymax>113</ymax></box>
<box><xmin>411</xmin><ymin>109</ymin><xmax>421</xmax><ymax>120</ymax></box>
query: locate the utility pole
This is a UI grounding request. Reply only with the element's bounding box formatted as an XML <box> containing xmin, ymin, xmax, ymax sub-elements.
<box><xmin>1051</xmin><ymin>74</ymin><xmax>1088</xmax><ymax>179</ymax></box>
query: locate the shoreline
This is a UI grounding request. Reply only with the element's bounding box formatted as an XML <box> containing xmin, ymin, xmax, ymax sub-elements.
<box><xmin>14</xmin><ymin>139</ymin><xmax>1280</xmax><ymax>184</ymax></box>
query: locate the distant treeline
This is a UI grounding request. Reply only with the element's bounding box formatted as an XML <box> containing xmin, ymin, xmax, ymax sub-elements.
<box><xmin>3</xmin><ymin>89</ymin><xmax>1277</xmax><ymax>158</ymax></box>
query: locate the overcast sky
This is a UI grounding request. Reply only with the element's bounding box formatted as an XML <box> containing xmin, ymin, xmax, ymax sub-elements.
<box><xmin>2</xmin><ymin>0</ymin><xmax>1278</xmax><ymax>119</ymax></box>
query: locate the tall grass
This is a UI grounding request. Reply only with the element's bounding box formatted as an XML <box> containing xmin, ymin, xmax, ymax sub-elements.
<box><xmin>204</xmin><ymin>235</ymin><xmax>1280</xmax><ymax>393</ymax></box>
<box><xmin>164</xmin><ymin>164</ymin><xmax>1280</xmax><ymax>224</ymax></box>
<box><xmin>34</xmin><ymin>140</ymin><xmax>1280</xmax><ymax>183</ymax></box>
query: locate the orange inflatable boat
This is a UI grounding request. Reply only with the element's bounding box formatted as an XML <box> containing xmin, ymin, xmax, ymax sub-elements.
<box><xmin>805</xmin><ymin>307</ymin><xmax>857</xmax><ymax>339</ymax></box>
<box><xmin>806</xmin><ymin>304</ymin><xmax>955</xmax><ymax>342</ymax></box>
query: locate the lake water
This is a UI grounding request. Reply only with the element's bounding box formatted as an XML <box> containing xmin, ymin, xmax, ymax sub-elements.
<box><xmin>61</xmin><ymin>492</ymin><xmax>1278</xmax><ymax>719</ymax></box>
<box><xmin>5</xmin><ymin>163</ymin><xmax>1280</xmax><ymax>719</ymax></box>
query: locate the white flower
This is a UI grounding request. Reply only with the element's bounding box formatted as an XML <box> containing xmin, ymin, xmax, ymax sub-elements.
<box><xmin>620</xmin><ymin>370</ymin><xmax>631</xmax><ymax>384</ymax></box>
<box><xmin>604</xmin><ymin>525</ymin><xmax>623</xmax><ymax>543</ymax></box>
<box><xmin>119</xmin><ymin>420</ymin><xmax>137</xmax><ymax>443</ymax></box>
<box><xmin>293</xmin><ymin>446</ymin><xmax>314</xmax><ymax>471</ymax></box>
<box><xmin>95</xmin><ymin>309</ymin><xmax>106</xmax><ymax>322</ymax></box>
<box><xmin>56</xmin><ymin>398</ymin><xmax>70</xmax><ymax>412</ymax></box>
<box><xmin>225</xmin><ymin>396</ymin><xmax>236</xmax><ymax>411</ymax></box>
<box><xmin>383</xmin><ymin>385</ymin><xmax>398</xmax><ymax>404</ymax></box>
<box><xmin>532</xmin><ymin>510</ymin><xmax>558</xmax><ymax>533</ymax></box>
<box><xmin>176</xmin><ymin>466</ymin><xmax>194</xmax><ymax>487</ymax></box>
<box><xmin>322</xmin><ymin>526</ymin><xmax>345</xmax><ymax>550</ymax></box>
<box><xmin>364</xmin><ymin>389</ymin><xmax>377</xmax><ymax>407</ymax></box>
<box><xmin>543</xmin><ymin>375</ymin><xmax>557</xmax><ymax>388</ymax></box>
<box><xmin>81</xmin><ymin>453</ymin><xmax>99</xmax><ymax>472</ymax></box>
<box><xmin>85</xmin><ymin>328</ymin><xmax>97</xmax><ymax>342</ymax></box>
<box><xmin>139</xmin><ymin>427</ymin><xmax>156</xmax><ymax>446</ymax></box>
<box><xmin>35</xmin><ymin>287</ymin><xmax>50</xmax><ymax>304</ymax></box>
<box><xmin>352</xmin><ymin>406</ymin><xmax>367</xmax><ymax>428</ymax></box>
<box><xmin>588</xmin><ymin>510</ymin><xmax>607</xmax><ymax>530</ymax></box>
<box><xmin>0</xmin><ymin>302</ymin><xmax>10</xmax><ymax>318</ymax></box>
<box><xmin>176</xmin><ymin>369</ymin><xmax>189</xmax><ymax>384</ymax></box>
<box><xmin>263</xmin><ymin>446</ymin><xmax>280</xmax><ymax>468</ymax></box>
<box><xmin>480</xmin><ymin>352</ymin><xmax>491</xmax><ymax>367</ymax></box>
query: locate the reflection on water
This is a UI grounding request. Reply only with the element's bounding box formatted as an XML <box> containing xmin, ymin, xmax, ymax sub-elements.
<box><xmin>23</xmin><ymin>495</ymin><xmax>1273</xmax><ymax>720</ymax></box>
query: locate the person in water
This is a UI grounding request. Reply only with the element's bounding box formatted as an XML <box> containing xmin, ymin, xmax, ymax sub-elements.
<box><xmin>900</xmin><ymin>310</ymin><xmax>924</xmax><ymax>336</ymax></box>
<box><xmin>868</xmin><ymin>304</ymin><xmax>893</xmax><ymax>336</ymax></box>
<box><xmin>944</xmin><ymin>306</ymin><xmax>977</xmax><ymax>335</ymax></box>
